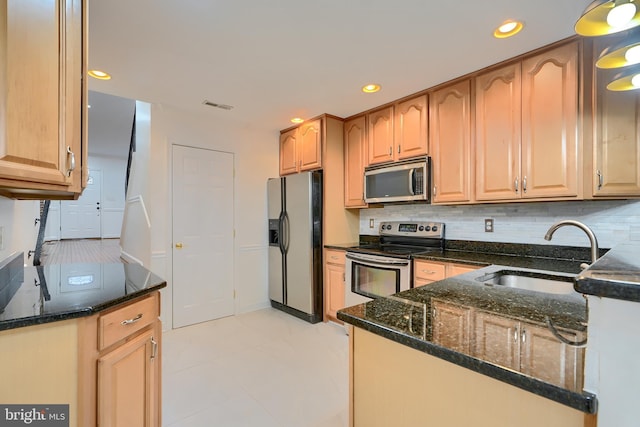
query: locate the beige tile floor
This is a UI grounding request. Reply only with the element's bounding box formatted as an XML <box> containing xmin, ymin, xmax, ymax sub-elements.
<box><xmin>162</xmin><ymin>308</ymin><xmax>349</xmax><ymax>427</ymax></box>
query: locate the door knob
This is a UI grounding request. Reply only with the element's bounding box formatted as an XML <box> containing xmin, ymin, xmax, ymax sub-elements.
<box><xmin>175</xmin><ymin>243</ymin><xmax>183</xmax><ymax>249</ymax></box>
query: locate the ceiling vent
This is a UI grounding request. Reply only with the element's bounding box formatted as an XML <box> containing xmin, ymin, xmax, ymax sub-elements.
<box><xmin>202</xmin><ymin>100</ymin><xmax>234</xmax><ymax>110</ymax></box>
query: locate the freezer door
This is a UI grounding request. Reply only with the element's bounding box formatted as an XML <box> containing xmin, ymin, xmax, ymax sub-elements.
<box><xmin>283</xmin><ymin>172</ymin><xmax>317</xmax><ymax>315</ymax></box>
<box><xmin>267</xmin><ymin>178</ymin><xmax>284</xmax><ymax>303</ymax></box>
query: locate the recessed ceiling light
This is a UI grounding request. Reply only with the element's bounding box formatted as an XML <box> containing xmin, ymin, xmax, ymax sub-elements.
<box><xmin>290</xmin><ymin>117</ymin><xmax>304</xmax><ymax>124</ymax></box>
<box><xmin>88</xmin><ymin>69</ymin><xmax>111</xmax><ymax>80</ymax></box>
<box><xmin>362</xmin><ymin>84</ymin><xmax>381</xmax><ymax>93</ymax></box>
<box><xmin>494</xmin><ymin>20</ymin><xmax>524</xmax><ymax>38</ymax></box>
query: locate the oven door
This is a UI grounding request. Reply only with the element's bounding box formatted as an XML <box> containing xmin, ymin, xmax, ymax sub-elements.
<box><xmin>345</xmin><ymin>252</ymin><xmax>411</xmax><ymax>305</ymax></box>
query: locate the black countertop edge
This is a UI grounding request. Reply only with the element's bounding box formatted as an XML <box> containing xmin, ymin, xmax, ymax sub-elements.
<box><xmin>0</xmin><ymin>285</ymin><xmax>166</xmax><ymax>333</ymax></box>
<box><xmin>324</xmin><ymin>243</ymin><xmax>359</xmax><ymax>250</ymax></box>
<box><xmin>337</xmin><ymin>310</ymin><xmax>597</xmax><ymax>414</ymax></box>
<box><xmin>575</xmin><ymin>242</ymin><xmax>640</xmax><ymax>302</ymax></box>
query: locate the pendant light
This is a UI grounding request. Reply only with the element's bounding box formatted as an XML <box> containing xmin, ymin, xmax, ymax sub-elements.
<box><xmin>575</xmin><ymin>0</ymin><xmax>640</xmax><ymax>36</ymax></box>
<box><xmin>596</xmin><ymin>28</ymin><xmax>640</xmax><ymax>68</ymax></box>
<box><xmin>605</xmin><ymin>63</ymin><xmax>640</xmax><ymax>90</ymax></box>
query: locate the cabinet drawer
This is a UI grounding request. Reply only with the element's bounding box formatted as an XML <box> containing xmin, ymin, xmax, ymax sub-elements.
<box><xmin>325</xmin><ymin>249</ymin><xmax>346</xmax><ymax>265</ymax></box>
<box><xmin>414</xmin><ymin>261</ymin><xmax>446</xmax><ymax>281</ymax></box>
<box><xmin>98</xmin><ymin>293</ymin><xmax>159</xmax><ymax>350</ymax></box>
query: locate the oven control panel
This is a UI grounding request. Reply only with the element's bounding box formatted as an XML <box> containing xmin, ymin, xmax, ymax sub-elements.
<box><xmin>379</xmin><ymin>221</ymin><xmax>445</xmax><ymax>238</ymax></box>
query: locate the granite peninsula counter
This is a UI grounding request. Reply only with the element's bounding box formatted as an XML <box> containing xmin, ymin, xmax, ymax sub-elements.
<box><xmin>338</xmin><ymin>264</ymin><xmax>597</xmax><ymax>427</ymax></box>
<box><xmin>0</xmin><ymin>252</ymin><xmax>166</xmax><ymax>426</ymax></box>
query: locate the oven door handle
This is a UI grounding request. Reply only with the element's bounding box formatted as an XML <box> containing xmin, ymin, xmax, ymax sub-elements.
<box><xmin>346</xmin><ymin>253</ymin><xmax>411</xmax><ymax>266</ymax></box>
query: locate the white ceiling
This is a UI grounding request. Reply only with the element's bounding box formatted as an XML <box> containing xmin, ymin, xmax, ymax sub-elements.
<box><xmin>87</xmin><ymin>0</ymin><xmax>593</xmax><ymax>134</ymax></box>
<box><xmin>88</xmin><ymin>91</ymin><xmax>135</xmax><ymax>158</ymax></box>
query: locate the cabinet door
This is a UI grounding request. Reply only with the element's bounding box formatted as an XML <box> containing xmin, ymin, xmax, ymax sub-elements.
<box><xmin>0</xmin><ymin>0</ymin><xmax>84</xmax><ymax>193</ymax></box>
<box><xmin>279</xmin><ymin>128</ymin><xmax>298</xmax><ymax>175</ymax></box>
<box><xmin>367</xmin><ymin>106</ymin><xmax>394</xmax><ymax>165</ymax></box>
<box><xmin>432</xmin><ymin>299</ymin><xmax>472</xmax><ymax>354</ymax></box>
<box><xmin>344</xmin><ymin>116</ymin><xmax>368</xmax><ymax>208</ymax></box>
<box><xmin>475</xmin><ymin>64</ymin><xmax>522</xmax><ymax>201</ymax></box>
<box><xmin>520</xmin><ymin>322</ymin><xmax>584</xmax><ymax>390</ymax></box>
<box><xmin>98</xmin><ymin>326</ymin><xmax>160</xmax><ymax>427</ymax></box>
<box><xmin>521</xmin><ymin>42</ymin><xmax>579</xmax><ymax>199</ymax></box>
<box><xmin>325</xmin><ymin>261</ymin><xmax>345</xmax><ymax>322</ymax></box>
<box><xmin>592</xmin><ymin>37</ymin><xmax>640</xmax><ymax>196</ymax></box>
<box><xmin>473</xmin><ymin>311</ymin><xmax>520</xmax><ymax>371</ymax></box>
<box><xmin>395</xmin><ymin>95</ymin><xmax>428</xmax><ymax>160</ymax></box>
<box><xmin>430</xmin><ymin>80</ymin><xmax>473</xmax><ymax>203</ymax></box>
<box><xmin>298</xmin><ymin>119</ymin><xmax>322</xmax><ymax>171</ymax></box>
<box><xmin>446</xmin><ymin>263</ymin><xmax>478</xmax><ymax>278</ymax></box>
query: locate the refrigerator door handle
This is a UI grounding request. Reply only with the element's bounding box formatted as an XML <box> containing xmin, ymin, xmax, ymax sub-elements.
<box><xmin>282</xmin><ymin>211</ymin><xmax>291</xmax><ymax>253</ymax></box>
<box><xmin>278</xmin><ymin>212</ymin><xmax>285</xmax><ymax>254</ymax></box>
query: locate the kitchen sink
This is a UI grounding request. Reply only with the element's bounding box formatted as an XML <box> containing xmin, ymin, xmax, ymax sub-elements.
<box><xmin>476</xmin><ymin>270</ymin><xmax>576</xmax><ymax>295</ymax></box>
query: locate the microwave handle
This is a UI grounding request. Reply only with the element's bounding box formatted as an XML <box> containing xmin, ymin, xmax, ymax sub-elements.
<box><xmin>408</xmin><ymin>169</ymin><xmax>415</xmax><ymax>196</ymax></box>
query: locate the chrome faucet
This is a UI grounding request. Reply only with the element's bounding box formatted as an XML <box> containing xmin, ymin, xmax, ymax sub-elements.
<box><xmin>544</xmin><ymin>220</ymin><xmax>599</xmax><ymax>269</ymax></box>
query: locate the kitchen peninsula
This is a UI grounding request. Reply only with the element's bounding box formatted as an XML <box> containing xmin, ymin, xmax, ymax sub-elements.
<box><xmin>0</xmin><ymin>252</ymin><xmax>166</xmax><ymax>426</ymax></box>
<box><xmin>338</xmin><ymin>263</ymin><xmax>597</xmax><ymax>427</ymax></box>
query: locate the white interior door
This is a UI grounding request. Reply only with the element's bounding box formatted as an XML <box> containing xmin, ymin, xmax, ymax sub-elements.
<box><xmin>172</xmin><ymin>145</ymin><xmax>234</xmax><ymax>328</ymax></box>
<box><xmin>61</xmin><ymin>170</ymin><xmax>102</xmax><ymax>239</ymax></box>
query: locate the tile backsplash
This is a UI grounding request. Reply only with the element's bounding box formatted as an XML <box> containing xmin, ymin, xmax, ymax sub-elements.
<box><xmin>359</xmin><ymin>200</ymin><xmax>640</xmax><ymax>249</ymax></box>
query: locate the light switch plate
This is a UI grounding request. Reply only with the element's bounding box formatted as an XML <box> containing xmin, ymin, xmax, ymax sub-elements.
<box><xmin>369</xmin><ymin>219</ymin><xmax>375</xmax><ymax>228</ymax></box>
<box><xmin>484</xmin><ymin>219</ymin><xmax>494</xmax><ymax>232</ymax></box>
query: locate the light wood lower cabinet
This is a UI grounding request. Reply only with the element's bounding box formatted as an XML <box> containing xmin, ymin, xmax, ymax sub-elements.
<box><xmin>80</xmin><ymin>292</ymin><xmax>162</xmax><ymax>427</ymax></box>
<box><xmin>431</xmin><ymin>299</ymin><xmax>472</xmax><ymax>354</ymax></box>
<box><xmin>324</xmin><ymin>249</ymin><xmax>346</xmax><ymax>323</ymax></box>
<box><xmin>350</xmin><ymin>327</ymin><xmax>594</xmax><ymax>427</ymax></box>
<box><xmin>0</xmin><ymin>292</ymin><xmax>161</xmax><ymax>427</ymax></box>
<box><xmin>413</xmin><ymin>259</ymin><xmax>479</xmax><ymax>287</ymax></box>
<box><xmin>473</xmin><ymin>310</ymin><xmax>584</xmax><ymax>390</ymax></box>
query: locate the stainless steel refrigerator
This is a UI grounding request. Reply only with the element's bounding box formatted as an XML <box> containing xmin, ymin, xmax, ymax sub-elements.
<box><xmin>267</xmin><ymin>171</ymin><xmax>323</xmax><ymax>323</ymax></box>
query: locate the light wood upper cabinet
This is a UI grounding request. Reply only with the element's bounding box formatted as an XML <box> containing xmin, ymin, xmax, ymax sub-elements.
<box><xmin>394</xmin><ymin>94</ymin><xmax>428</xmax><ymax>160</ymax></box>
<box><xmin>279</xmin><ymin>119</ymin><xmax>322</xmax><ymax>175</ymax></box>
<box><xmin>298</xmin><ymin>119</ymin><xmax>322</xmax><ymax>171</ymax></box>
<box><xmin>430</xmin><ymin>80</ymin><xmax>473</xmax><ymax>204</ymax></box>
<box><xmin>344</xmin><ymin>115</ymin><xmax>368</xmax><ymax>208</ymax></box>
<box><xmin>592</xmin><ymin>37</ymin><xmax>640</xmax><ymax>197</ymax></box>
<box><xmin>475</xmin><ymin>63</ymin><xmax>522</xmax><ymax>201</ymax></box>
<box><xmin>521</xmin><ymin>42</ymin><xmax>579</xmax><ymax>199</ymax></box>
<box><xmin>367</xmin><ymin>106</ymin><xmax>395</xmax><ymax>165</ymax></box>
<box><xmin>0</xmin><ymin>0</ymin><xmax>86</xmax><ymax>199</ymax></box>
<box><xmin>279</xmin><ymin>128</ymin><xmax>298</xmax><ymax>175</ymax></box>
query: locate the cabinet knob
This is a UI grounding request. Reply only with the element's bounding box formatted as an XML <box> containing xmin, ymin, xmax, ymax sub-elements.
<box><xmin>175</xmin><ymin>243</ymin><xmax>184</xmax><ymax>249</ymax></box>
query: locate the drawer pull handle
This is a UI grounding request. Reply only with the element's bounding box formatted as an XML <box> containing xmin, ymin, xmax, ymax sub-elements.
<box><xmin>331</xmin><ymin>256</ymin><xmax>339</xmax><ymax>260</ymax></box>
<box><xmin>121</xmin><ymin>313</ymin><xmax>143</xmax><ymax>325</ymax></box>
<box><xmin>421</xmin><ymin>269</ymin><xmax>436</xmax><ymax>275</ymax></box>
<box><xmin>66</xmin><ymin>146</ymin><xmax>76</xmax><ymax>177</ymax></box>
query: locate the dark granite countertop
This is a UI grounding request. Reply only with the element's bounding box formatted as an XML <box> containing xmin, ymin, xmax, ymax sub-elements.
<box><xmin>328</xmin><ymin>238</ymin><xmax>601</xmax><ymax>274</ymax></box>
<box><xmin>0</xmin><ymin>253</ymin><xmax>166</xmax><ymax>332</ymax></box>
<box><xmin>576</xmin><ymin>242</ymin><xmax>640</xmax><ymax>302</ymax></box>
<box><xmin>338</xmin><ymin>264</ymin><xmax>596</xmax><ymax>414</ymax></box>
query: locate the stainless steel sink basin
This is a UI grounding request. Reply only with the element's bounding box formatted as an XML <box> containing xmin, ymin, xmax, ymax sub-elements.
<box><xmin>476</xmin><ymin>270</ymin><xmax>576</xmax><ymax>295</ymax></box>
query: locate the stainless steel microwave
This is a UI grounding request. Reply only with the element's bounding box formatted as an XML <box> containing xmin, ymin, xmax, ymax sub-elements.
<box><xmin>364</xmin><ymin>157</ymin><xmax>430</xmax><ymax>203</ymax></box>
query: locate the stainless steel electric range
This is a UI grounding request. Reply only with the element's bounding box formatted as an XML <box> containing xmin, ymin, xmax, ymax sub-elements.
<box><xmin>345</xmin><ymin>221</ymin><xmax>445</xmax><ymax>306</ymax></box>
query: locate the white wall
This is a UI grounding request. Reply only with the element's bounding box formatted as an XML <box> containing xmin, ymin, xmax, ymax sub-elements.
<box><xmin>135</xmin><ymin>104</ymin><xmax>278</xmax><ymax>329</ymax></box>
<box><xmin>360</xmin><ymin>200</ymin><xmax>640</xmax><ymax>249</ymax></box>
<box><xmin>0</xmin><ymin>198</ymin><xmax>40</xmax><ymax>265</ymax></box>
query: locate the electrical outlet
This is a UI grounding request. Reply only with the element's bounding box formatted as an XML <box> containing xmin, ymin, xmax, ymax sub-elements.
<box><xmin>484</xmin><ymin>219</ymin><xmax>494</xmax><ymax>233</ymax></box>
<box><xmin>369</xmin><ymin>218</ymin><xmax>375</xmax><ymax>229</ymax></box>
